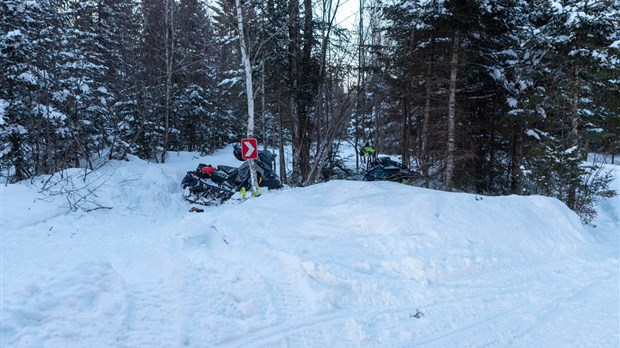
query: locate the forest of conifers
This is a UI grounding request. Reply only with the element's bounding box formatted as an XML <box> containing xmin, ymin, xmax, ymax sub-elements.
<box><xmin>1</xmin><ymin>0</ymin><xmax>619</xmax><ymax>221</ymax></box>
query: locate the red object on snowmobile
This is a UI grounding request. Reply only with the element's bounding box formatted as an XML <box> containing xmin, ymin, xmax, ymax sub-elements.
<box><xmin>201</xmin><ymin>165</ymin><xmax>216</xmax><ymax>176</ymax></box>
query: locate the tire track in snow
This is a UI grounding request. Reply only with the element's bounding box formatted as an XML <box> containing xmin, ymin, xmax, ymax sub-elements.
<box><xmin>211</xmin><ymin>282</ymin><xmax>539</xmax><ymax>348</ymax></box>
<box><xmin>211</xmin><ymin>305</ymin><xmax>414</xmax><ymax>348</ymax></box>
<box><xmin>122</xmin><ymin>286</ymin><xmax>182</xmax><ymax>347</ymax></box>
<box><xmin>213</xmin><ymin>257</ymin><xmax>614</xmax><ymax>348</ymax></box>
<box><xmin>175</xmin><ymin>225</ymin><xmax>320</xmax><ymax>346</ymax></box>
<box><xmin>238</xmin><ymin>248</ymin><xmax>318</xmax><ymax>347</ymax></box>
<box><xmin>121</xmin><ymin>244</ymin><xmax>185</xmax><ymax>347</ymax></box>
<box><xmin>196</xmin><ymin>237</ymin><xmax>341</xmax><ymax>348</ymax></box>
<box><xmin>507</xmin><ymin>261</ymin><xmax>618</xmax><ymax>347</ymax></box>
<box><xmin>411</xmin><ymin>258</ymin><xmax>616</xmax><ymax>347</ymax></box>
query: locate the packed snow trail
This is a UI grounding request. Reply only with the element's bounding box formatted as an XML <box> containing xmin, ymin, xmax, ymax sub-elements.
<box><xmin>1</xmin><ymin>150</ymin><xmax>618</xmax><ymax>347</ymax></box>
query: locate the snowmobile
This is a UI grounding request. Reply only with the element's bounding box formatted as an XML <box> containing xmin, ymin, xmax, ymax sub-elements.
<box><xmin>364</xmin><ymin>156</ymin><xmax>416</xmax><ymax>183</ymax></box>
<box><xmin>181</xmin><ymin>145</ymin><xmax>282</xmax><ymax>206</ymax></box>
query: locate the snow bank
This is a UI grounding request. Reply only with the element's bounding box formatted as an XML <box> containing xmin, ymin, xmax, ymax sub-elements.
<box><xmin>1</xmin><ymin>150</ymin><xmax>617</xmax><ymax>347</ymax></box>
<box><xmin>205</xmin><ymin>180</ymin><xmax>589</xmax><ymax>286</ymax></box>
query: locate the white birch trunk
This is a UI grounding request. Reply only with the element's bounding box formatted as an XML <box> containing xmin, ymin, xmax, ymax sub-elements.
<box><xmin>235</xmin><ymin>0</ymin><xmax>259</xmax><ymax>194</ymax></box>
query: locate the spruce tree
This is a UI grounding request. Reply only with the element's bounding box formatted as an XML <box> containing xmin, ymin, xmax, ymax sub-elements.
<box><xmin>518</xmin><ymin>0</ymin><xmax>619</xmax><ymax>220</ymax></box>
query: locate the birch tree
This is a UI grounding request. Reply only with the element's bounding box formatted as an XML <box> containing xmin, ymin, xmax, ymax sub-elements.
<box><xmin>235</xmin><ymin>0</ymin><xmax>260</xmax><ymax>194</ymax></box>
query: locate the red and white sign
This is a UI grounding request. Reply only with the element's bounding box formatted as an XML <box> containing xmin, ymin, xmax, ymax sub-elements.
<box><xmin>241</xmin><ymin>138</ymin><xmax>258</xmax><ymax>160</ymax></box>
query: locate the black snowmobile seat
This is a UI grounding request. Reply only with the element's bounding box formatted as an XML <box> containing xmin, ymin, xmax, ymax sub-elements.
<box><xmin>217</xmin><ymin>165</ymin><xmax>237</xmax><ymax>174</ymax></box>
<box><xmin>210</xmin><ymin>170</ymin><xmax>230</xmax><ymax>184</ymax></box>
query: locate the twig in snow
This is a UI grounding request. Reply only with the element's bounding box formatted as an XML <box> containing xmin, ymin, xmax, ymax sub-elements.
<box><xmin>210</xmin><ymin>225</ymin><xmax>229</xmax><ymax>245</ymax></box>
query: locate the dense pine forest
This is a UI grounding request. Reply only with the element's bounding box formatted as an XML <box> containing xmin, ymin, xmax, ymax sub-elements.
<box><xmin>1</xmin><ymin>0</ymin><xmax>619</xmax><ymax>221</ymax></box>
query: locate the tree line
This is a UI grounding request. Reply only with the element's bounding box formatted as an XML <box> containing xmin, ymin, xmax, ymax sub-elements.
<box><xmin>1</xmin><ymin>0</ymin><xmax>618</xmax><ymax>221</ymax></box>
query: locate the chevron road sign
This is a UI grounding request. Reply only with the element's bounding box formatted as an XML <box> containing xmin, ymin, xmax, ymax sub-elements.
<box><xmin>241</xmin><ymin>138</ymin><xmax>257</xmax><ymax>160</ymax></box>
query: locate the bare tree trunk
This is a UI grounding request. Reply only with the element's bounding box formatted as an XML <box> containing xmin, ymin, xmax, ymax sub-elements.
<box><xmin>510</xmin><ymin>124</ymin><xmax>524</xmax><ymax>194</ymax></box>
<box><xmin>284</xmin><ymin>0</ymin><xmax>315</xmax><ymax>185</ymax></box>
<box><xmin>288</xmin><ymin>0</ymin><xmax>301</xmax><ymax>185</ymax></box>
<box><xmin>445</xmin><ymin>29</ymin><xmax>460</xmax><ymax>191</ymax></box>
<box><xmin>235</xmin><ymin>0</ymin><xmax>259</xmax><ymax>193</ymax></box>
<box><xmin>161</xmin><ymin>0</ymin><xmax>174</xmax><ymax>163</ymax></box>
<box><xmin>278</xmin><ymin>101</ymin><xmax>287</xmax><ymax>182</ymax></box>
<box><xmin>420</xmin><ymin>35</ymin><xmax>435</xmax><ymax>188</ymax></box>
<box><xmin>356</xmin><ymin>0</ymin><xmax>366</xmax><ymax>169</ymax></box>
<box><xmin>261</xmin><ymin>60</ymin><xmax>267</xmax><ymax>151</ymax></box>
<box><xmin>298</xmin><ymin>0</ymin><xmax>313</xmax><ymax>183</ymax></box>
<box><xmin>354</xmin><ymin>113</ymin><xmax>360</xmax><ymax>171</ymax></box>
<box><xmin>303</xmin><ymin>0</ymin><xmax>341</xmax><ymax>185</ymax></box>
<box><xmin>401</xmin><ymin>96</ymin><xmax>410</xmax><ymax>168</ymax></box>
<box><xmin>567</xmin><ymin>65</ymin><xmax>581</xmax><ymax>209</ymax></box>
<box><xmin>304</xmin><ymin>97</ymin><xmax>352</xmax><ymax>185</ymax></box>
<box><xmin>571</xmin><ymin>65</ymin><xmax>581</xmax><ymax>146</ymax></box>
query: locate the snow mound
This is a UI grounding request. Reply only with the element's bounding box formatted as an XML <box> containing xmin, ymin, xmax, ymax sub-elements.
<box><xmin>205</xmin><ymin>180</ymin><xmax>590</xmax><ymax>286</ymax></box>
<box><xmin>1</xmin><ymin>154</ymin><xmax>617</xmax><ymax>347</ymax></box>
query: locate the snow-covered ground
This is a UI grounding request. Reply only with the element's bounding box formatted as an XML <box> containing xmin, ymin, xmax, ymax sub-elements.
<box><xmin>1</xmin><ymin>146</ymin><xmax>618</xmax><ymax>347</ymax></box>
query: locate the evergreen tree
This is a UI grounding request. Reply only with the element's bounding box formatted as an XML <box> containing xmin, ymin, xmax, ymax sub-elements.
<box><xmin>1</xmin><ymin>0</ymin><xmax>70</xmax><ymax>180</ymax></box>
<box><xmin>94</xmin><ymin>0</ymin><xmax>143</xmax><ymax>160</ymax></box>
<box><xmin>1</xmin><ymin>0</ymin><xmax>45</xmax><ymax>180</ymax></box>
<box><xmin>518</xmin><ymin>0</ymin><xmax>620</xmax><ymax>220</ymax></box>
<box><xmin>381</xmin><ymin>0</ymin><xmax>527</xmax><ymax>191</ymax></box>
<box><xmin>55</xmin><ymin>0</ymin><xmax>110</xmax><ymax>169</ymax></box>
